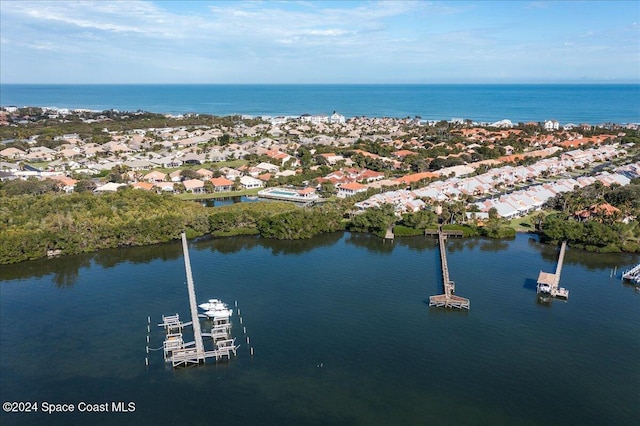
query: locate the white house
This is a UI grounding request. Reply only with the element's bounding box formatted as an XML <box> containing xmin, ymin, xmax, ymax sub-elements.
<box><xmin>255</xmin><ymin>162</ymin><xmax>280</xmax><ymax>173</ymax></box>
<box><xmin>337</xmin><ymin>182</ymin><xmax>368</xmax><ymax>198</ymax></box>
<box><xmin>300</xmin><ymin>114</ymin><xmax>329</xmax><ymax>124</ymax></box>
<box><xmin>240</xmin><ymin>175</ymin><xmax>264</xmax><ymax>189</ymax></box>
<box><xmin>544</xmin><ymin>120</ymin><xmax>560</xmax><ymax>131</ymax></box>
<box><xmin>330</xmin><ymin>112</ymin><xmax>346</xmax><ymax>124</ymax></box>
<box><xmin>94</xmin><ymin>182</ymin><xmax>126</xmax><ymax>192</ymax></box>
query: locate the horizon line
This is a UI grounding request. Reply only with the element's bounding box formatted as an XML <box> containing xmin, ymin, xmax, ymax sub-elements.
<box><xmin>2</xmin><ymin>81</ymin><xmax>639</xmax><ymax>86</ymax></box>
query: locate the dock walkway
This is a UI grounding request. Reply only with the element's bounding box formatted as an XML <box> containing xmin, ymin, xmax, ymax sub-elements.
<box><xmin>181</xmin><ymin>232</ymin><xmax>206</xmax><ymax>363</ymax></box>
<box><xmin>429</xmin><ymin>228</ymin><xmax>470</xmax><ymax>310</ymax></box>
<box><xmin>536</xmin><ymin>240</ymin><xmax>569</xmax><ymax>299</ymax></box>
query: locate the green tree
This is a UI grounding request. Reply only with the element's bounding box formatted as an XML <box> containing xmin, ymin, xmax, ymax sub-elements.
<box><xmin>180</xmin><ymin>169</ymin><xmax>200</xmax><ymax>180</ymax></box>
<box><xmin>348</xmin><ymin>204</ymin><xmax>396</xmax><ymax>235</ymax></box>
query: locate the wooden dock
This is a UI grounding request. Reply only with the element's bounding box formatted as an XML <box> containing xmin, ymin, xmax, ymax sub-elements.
<box><xmin>429</xmin><ymin>228</ymin><xmax>470</xmax><ymax>310</ymax></box>
<box><xmin>425</xmin><ymin>229</ymin><xmax>463</xmax><ymax>238</ymax></box>
<box><xmin>182</xmin><ymin>232</ymin><xmax>206</xmax><ymax>363</ymax></box>
<box><xmin>159</xmin><ymin>232</ymin><xmax>239</xmax><ymax>368</ymax></box>
<box><xmin>536</xmin><ymin>240</ymin><xmax>569</xmax><ymax>299</ymax></box>
<box><xmin>385</xmin><ymin>225</ymin><xmax>394</xmax><ymax>242</ymax></box>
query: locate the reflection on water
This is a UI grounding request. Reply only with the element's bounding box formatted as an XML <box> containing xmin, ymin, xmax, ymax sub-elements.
<box><xmin>1</xmin><ymin>231</ymin><xmax>638</xmax><ymax>288</ymax></box>
<box><xmin>345</xmin><ymin>232</ymin><xmax>395</xmax><ymax>254</ymax></box>
<box><xmin>478</xmin><ymin>238</ymin><xmax>510</xmax><ymax>252</ymax></box>
<box><xmin>195</xmin><ymin>195</ymin><xmax>259</xmax><ymax>207</ymax></box>
<box><xmin>52</xmin><ymin>256</ymin><xmax>91</xmax><ymax>287</ymax></box>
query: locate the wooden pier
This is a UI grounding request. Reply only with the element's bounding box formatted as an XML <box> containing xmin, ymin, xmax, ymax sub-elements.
<box><xmin>182</xmin><ymin>232</ymin><xmax>206</xmax><ymax>363</ymax></box>
<box><xmin>536</xmin><ymin>240</ymin><xmax>569</xmax><ymax>299</ymax></box>
<box><xmin>385</xmin><ymin>225</ymin><xmax>394</xmax><ymax>242</ymax></box>
<box><xmin>429</xmin><ymin>228</ymin><xmax>470</xmax><ymax>310</ymax></box>
<box><xmin>159</xmin><ymin>232</ymin><xmax>239</xmax><ymax>368</ymax></box>
<box><xmin>425</xmin><ymin>229</ymin><xmax>463</xmax><ymax>238</ymax></box>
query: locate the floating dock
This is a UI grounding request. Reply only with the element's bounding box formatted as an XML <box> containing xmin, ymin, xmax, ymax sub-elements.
<box><xmin>159</xmin><ymin>232</ymin><xmax>238</xmax><ymax>368</ymax></box>
<box><xmin>429</xmin><ymin>227</ymin><xmax>470</xmax><ymax>310</ymax></box>
<box><xmin>536</xmin><ymin>240</ymin><xmax>569</xmax><ymax>299</ymax></box>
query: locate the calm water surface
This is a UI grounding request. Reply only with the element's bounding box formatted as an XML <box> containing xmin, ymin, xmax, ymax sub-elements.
<box><xmin>1</xmin><ymin>233</ymin><xmax>638</xmax><ymax>425</ymax></box>
<box><xmin>2</xmin><ymin>84</ymin><xmax>638</xmax><ymax>124</ymax></box>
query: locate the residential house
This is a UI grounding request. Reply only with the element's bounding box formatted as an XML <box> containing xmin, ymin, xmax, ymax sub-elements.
<box><xmin>183</xmin><ymin>179</ymin><xmax>205</xmax><ymax>193</ymax></box>
<box><xmin>219</xmin><ymin>167</ymin><xmax>243</xmax><ymax>181</ymax></box>
<box><xmin>131</xmin><ymin>182</ymin><xmax>155</xmax><ymax>191</ymax></box>
<box><xmin>265</xmin><ymin>150</ymin><xmax>298</xmax><ymax>167</ymax></box>
<box><xmin>359</xmin><ymin>169</ymin><xmax>385</xmax><ymax>182</ymax></box>
<box><xmin>297</xmin><ymin>187</ymin><xmax>318</xmax><ymax>198</ymax></box>
<box><xmin>144</xmin><ymin>171</ymin><xmax>167</xmax><ymax>183</ymax></box>
<box><xmin>209</xmin><ymin>177</ymin><xmax>234</xmax><ymax>192</ymax></box>
<box><xmin>123</xmin><ymin>159</ymin><xmax>154</xmax><ymax>171</ymax></box>
<box><xmin>337</xmin><ymin>182</ymin><xmax>368</xmax><ymax>198</ymax></box>
<box><xmin>94</xmin><ymin>182</ymin><xmax>126</xmax><ymax>192</ymax></box>
<box><xmin>240</xmin><ymin>175</ymin><xmax>264</xmax><ymax>189</ymax></box>
<box><xmin>319</xmin><ymin>153</ymin><xmax>345</xmax><ymax>165</ymax></box>
<box><xmin>395</xmin><ymin>171</ymin><xmax>439</xmax><ymax>186</ymax></box>
<box><xmin>196</xmin><ymin>168</ymin><xmax>214</xmax><ymax>179</ymax></box>
<box><xmin>151</xmin><ymin>156</ymin><xmax>182</xmax><ymax>168</ymax></box>
<box><xmin>544</xmin><ymin>120</ymin><xmax>560</xmax><ymax>131</ymax></box>
<box><xmin>0</xmin><ymin>161</ymin><xmax>20</xmax><ymax>172</ymax></box>
<box><xmin>0</xmin><ymin>147</ymin><xmax>26</xmax><ymax>159</ymax></box>
<box><xmin>181</xmin><ymin>153</ymin><xmax>205</xmax><ymax>165</ymax></box>
<box><xmin>329</xmin><ymin>112</ymin><xmax>346</xmax><ymax>124</ymax></box>
<box><xmin>49</xmin><ymin>175</ymin><xmax>77</xmax><ymax>193</ymax></box>
<box><xmin>255</xmin><ymin>162</ymin><xmax>280</xmax><ymax>174</ymax></box>
<box><xmin>154</xmin><ymin>181</ymin><xmax>175</xmax><ymax>192</ymax></box>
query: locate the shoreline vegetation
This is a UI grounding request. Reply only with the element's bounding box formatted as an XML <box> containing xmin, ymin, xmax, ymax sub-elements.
<box><xmin>1</xmin><ymin>182</ymin><xmax>638</xmax><ymax>265</ymax></box>
<box><xmin>1</xmin><ymin>107</ymin><xmax>639</xmax><ymax>264</ymax></box>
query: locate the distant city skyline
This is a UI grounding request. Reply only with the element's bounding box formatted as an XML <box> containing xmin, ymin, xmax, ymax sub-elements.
<box><xmin>1</xmin><ymin>0</ymin><xmax>639</xmax><ymax>84</ymax></box>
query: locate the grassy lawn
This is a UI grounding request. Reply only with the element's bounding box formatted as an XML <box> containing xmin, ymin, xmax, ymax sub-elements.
<box><xmin>507</xmin><ymin>210</ymin><xmax>551</xmax><ymax>233</ymax></box>
<box><xmin>25</xmin><ymin>162</ymin><xmax>50</xmax><ymax>170</ymax></box>
<box><xmin>155</xmin><ymin>159</ymin><xmax>247</xmax><ymax>174</ymax></box>
<box><xmin>176</xmin><ymin>187</ymin><xmax>262</xmax><ymax>200</ymax></box>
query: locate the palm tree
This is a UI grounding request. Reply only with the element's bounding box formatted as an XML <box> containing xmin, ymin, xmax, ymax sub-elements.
<box><xmin>534</xmin><ymin>211</ymin><xmax>545</xmax><ymax>231</ymax></box>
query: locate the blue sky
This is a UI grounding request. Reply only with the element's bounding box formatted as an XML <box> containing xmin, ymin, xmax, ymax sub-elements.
<box><xmin>1</xmin><ymin>0</ymin><xmax>638</xmax><ymax>84</ymax></box>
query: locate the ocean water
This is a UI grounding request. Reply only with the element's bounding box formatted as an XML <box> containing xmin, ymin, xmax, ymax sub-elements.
<box><xmin>1</xmin><ymin>84</ymin><xmax>639</xmax><ymax>124</ymax></box>
<box><xmin>1</xmin><ymin>233</ymin><xmax>638</xmax><ymax>425</ymax></box>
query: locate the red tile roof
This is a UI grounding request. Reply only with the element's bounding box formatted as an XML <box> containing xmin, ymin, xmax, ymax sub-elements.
<box><xmin>210</xmin><ymin>177</ymin><xmax>234</xmax><ymax>186</ymax></box>
<box><xmin>394</xmin><ymin>172</ymin><xmax>438</xmax><ymax>184</ymax></box>
<box><xmin>340</xmin><ymin>182</ymin><xmax>367</xmax><ymax>191</ymax></box>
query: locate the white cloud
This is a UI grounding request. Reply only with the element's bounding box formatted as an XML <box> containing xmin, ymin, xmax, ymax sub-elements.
<box><xmin>0</xmin><ymin>0</ymin><xmax>638</xmax><ymax>83</ymax></box>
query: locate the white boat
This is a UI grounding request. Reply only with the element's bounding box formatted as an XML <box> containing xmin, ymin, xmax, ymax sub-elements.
<box><xmin>538</xmin><ymin>283</ymin><xmax>551</xmax><ymax>294</ymax></box>
<box><xmin>198</xmin><ymin>299</ymin><xmax>227</xmax><ymax>311</ymax></box>
<box><xmin>198</xmin><ymin>298</ymin><xmax>233</xmax><ymax>319</ymax></box>
<box><xmin>204</xmin><ymin>308</ymin><xmax>234</xmax><ymax>319</ymax></box>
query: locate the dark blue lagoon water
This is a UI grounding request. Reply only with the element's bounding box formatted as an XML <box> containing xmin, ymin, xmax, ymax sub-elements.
<box><xmin>1</xmin><ymin>84</ymin><xmax>639</xmax><ymax>124</ymax></box>
<box><xmin>1</xmin><ymin>233</ymin><xmax>638</xmax><ymax>425</ymax></box>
